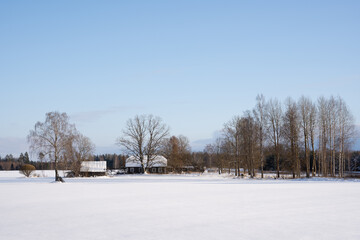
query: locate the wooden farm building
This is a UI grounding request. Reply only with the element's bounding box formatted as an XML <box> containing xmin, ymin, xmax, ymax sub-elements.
<box><xmin>80</xmin><ymin>161</ymin><xmax>107</xmax><ymax>176</ymax></box>
<box><xmin>125</xmin><ymin>155</ymin><xmax>167</xmax><ymax>174</ymax></box>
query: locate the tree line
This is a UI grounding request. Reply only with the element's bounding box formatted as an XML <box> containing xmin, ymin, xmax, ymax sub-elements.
<box><xmin>203</xmin><ymin>95</ymin><xmax>358</xmax><ymax>178</ymax></box>
<box><xmin>115</xmin><ymin>94</ymin><xmax>358</xmax><ymax>178</ymax></box>
<box><xmin>12</xmin><ymin>94</ymin><xmax>358</xmax><ymax>181</ymax></box>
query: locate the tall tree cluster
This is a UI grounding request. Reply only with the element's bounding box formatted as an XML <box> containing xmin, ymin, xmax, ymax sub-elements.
<box><xmin>27</xmin><ymin>112</ymin><xmax>95</xmax><ymax>181</ymax></box>
<box><xmin>317</xmin><ymin>96</ymin><xmax>356</xmax><ymax>177</ymax></box>
<box><xmin>205</xmin><ymin>95</ymin><xmax>356</xmax><ymax>178</ymax></box>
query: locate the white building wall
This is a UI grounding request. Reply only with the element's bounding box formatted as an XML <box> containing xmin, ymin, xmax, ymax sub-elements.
<box><xmin>80</xmin><ymin>161</ymin><xmax>107</xmax><ymax>172</ymax></box>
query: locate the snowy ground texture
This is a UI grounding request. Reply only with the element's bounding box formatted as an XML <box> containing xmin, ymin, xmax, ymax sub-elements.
<box><xmin>1</xmin><ymin>171</ymin><xmax>360</xmax><ymax>240</ymax></box>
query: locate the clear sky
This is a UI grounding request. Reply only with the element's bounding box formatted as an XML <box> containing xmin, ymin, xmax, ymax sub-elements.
<box><xmin>1</xmin><ymin>0</ymin><xmax>359</xmax><ymax>157</ymax></box>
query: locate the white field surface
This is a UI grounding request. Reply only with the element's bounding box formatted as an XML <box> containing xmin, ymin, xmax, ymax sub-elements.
<box><xmin>1</xmin><ymin>171</ymin><xmax>360</xmax><ymax>240</ymax></box>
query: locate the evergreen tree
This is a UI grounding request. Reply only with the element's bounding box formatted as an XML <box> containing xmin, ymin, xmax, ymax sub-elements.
<box><xmin>6</xmin><ymin>154</ymin><xmax>14</xmax><ymax>162</ymax></box>
<box><xmin>24</xmin><ymin>152</ymin><xmax>30</xmax><ymax>163</ymax></box>
<box><xmin>19</xmin><ymin>153</ymin><xmax>25</xmax><ymax>164</ymax></box>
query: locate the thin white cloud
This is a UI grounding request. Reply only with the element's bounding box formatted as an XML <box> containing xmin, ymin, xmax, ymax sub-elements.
<box><xmin>71</xmin><ymin>105</ymin><xmax>146</xmax><ymax>123</ymax></box>
<box><xmin>71</xmin><ymin>109</ymin><xmax>117</xmax><ymax>123</ymax></box>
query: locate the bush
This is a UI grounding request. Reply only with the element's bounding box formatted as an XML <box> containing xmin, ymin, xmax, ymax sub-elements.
<box><xmin>20</xmin><ymin>164</ymin><xmax>36</xmax><ymax>177</ymax></box>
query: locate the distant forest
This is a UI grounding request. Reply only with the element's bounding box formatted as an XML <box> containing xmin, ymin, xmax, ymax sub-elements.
<box><xmin>0</xmin><ymin>153</ymin><xmax>125</xmax><ymax>171</ymax></box>
<box><xmin>1</xmin><ymin>151</ymin><xmax>360</xmax><ymax>175</ymax></box>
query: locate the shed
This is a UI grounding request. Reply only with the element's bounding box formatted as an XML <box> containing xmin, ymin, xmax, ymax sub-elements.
<box><xmin>80</xmin><ymin>161</ymin><xmax>107</xmax><ymax>176</ymax></box>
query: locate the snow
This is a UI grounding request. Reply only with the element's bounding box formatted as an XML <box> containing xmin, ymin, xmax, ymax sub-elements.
<box><xmin>1</xmin><ymin>171</ymin><xmax>360</xmax><ymax>240</ymax></box>
<box><xmin>125</xmin><ymin>155</ymin><xmax>167</xmax><ymax>167</ymax></box>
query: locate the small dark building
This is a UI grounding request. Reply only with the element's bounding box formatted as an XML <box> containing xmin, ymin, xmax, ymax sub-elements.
<box><xmin>125</xmin><ymin>155</ymin><xmax>167</xmax><ymax>174</ymax></box>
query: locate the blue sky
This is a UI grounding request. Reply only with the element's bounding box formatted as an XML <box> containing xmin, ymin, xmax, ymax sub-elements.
<box><xmin>1</xmin><ymin>0</ymin><xmax>359</xmax><ymax>157</ymax></box>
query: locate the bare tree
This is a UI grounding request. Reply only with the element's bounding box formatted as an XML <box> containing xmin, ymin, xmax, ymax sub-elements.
<box><xmin>315</xmin><ymin>96</ymin><xmax>357</xmax><ymax>178</ymax></box>
<box><xmin>317</xmin><ymin>96</ymin><xmax>329</xmax><ymax>176</ymax></box>
<box><xmin>177</xmin><ymin>135</ymin><xmax>192</xmax><ymax>169</ymax></box>
<box><xmin>74</xmin><ymin>134</ymin><xmax>95</xmax><ymax>162</ymax></box>
<box><xmin>162</xmin><ymin>136</ymin><xmax>180</xmax><ymax>171</ymax></box>
<box><xmin>223</xmin><ymin>116</ymin><xmax>242</xmax><ymax>176</ymax></box>
<box><xmin>317</xmin><ymin>96</ymin><xmax>344</xmax><ymax>177</ymax></box>
<box><xmin>328</xmin><ymin>96</ymin><xmax>338</xmax><ymax>177</ymax></box>
<box><xmin>38</xmin><ymin>152</ymin><xmax>45</xmax><ymax>171</ymax></box>
<box><xmin>117</xmin><ymin>115</ymin><xmax>147</xmax><ymax>171</ymax></box>
<box><xmin>283</xmin><ymin>98</ymin><xmax>300</xmax><ymax>178</ymax></box>
<box><xmin>253</xmin><ymin>94</ymin><xmax>267</xmax><ymax>178</ymax></box>
<box><xmin>266</xmin><ymin>98</ymin><xmax>282</xmax><ymax>178</ymax></box>
<box><xmin>298</xmin><ymin>96</ymin><xmax>312</xmax><ymax>178</ymax></box>
<box><xmin>214</xmin><ymin>137</ymin><xmax>227</xmax><ymax>174</ymax></box>
<box><xmin>204</xmin><ymin>137</ymin><xmax>230</xmax><ymax>174</ymax></box>
<box><xmin>240</xmin><ymin>111</ymin><xmax>258</xmax><ymax>178</ymax></box>
<box><xmin>204</xmin><ymin>144</ymin><xmax>215</xmax><ymax>169</ymax></box>
<box><xmin>146</xmin><ymin>115</ymin><xmax>170</xmax><ymax>168</ymax></box>
<box><xmin>337</xmin><ymin>97</ymin><xmax>355</xmax><ymax>177</ymax></box>
<box><xmin>65</xmin><ymin>133</ymin><xmax>95</xmax><ymax>176</ymax></box>
<box><xmin>308</xmin><ymin>101</ymin><xmax>317</xmax><ymax>176</ymax></box>
<box><xmin>162</xmin><ymin>135</ymin><xmax>191</xmax><ymax>172</ymax></box>
<box><xmin>27</xmin><ymin>112</ymin><xmax>76</xmax><ymax>182</ymax></box>
<box><xmin>117</xmin><ymin>115</ymin><xmax>169</xmax><ymax>173</ymax></box>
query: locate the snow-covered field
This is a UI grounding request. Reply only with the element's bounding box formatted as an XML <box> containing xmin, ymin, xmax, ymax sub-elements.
<box><xmin>1</xmin><ymin>171</ymin><xmax>359</xmax><ymax>240</ymax></box>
